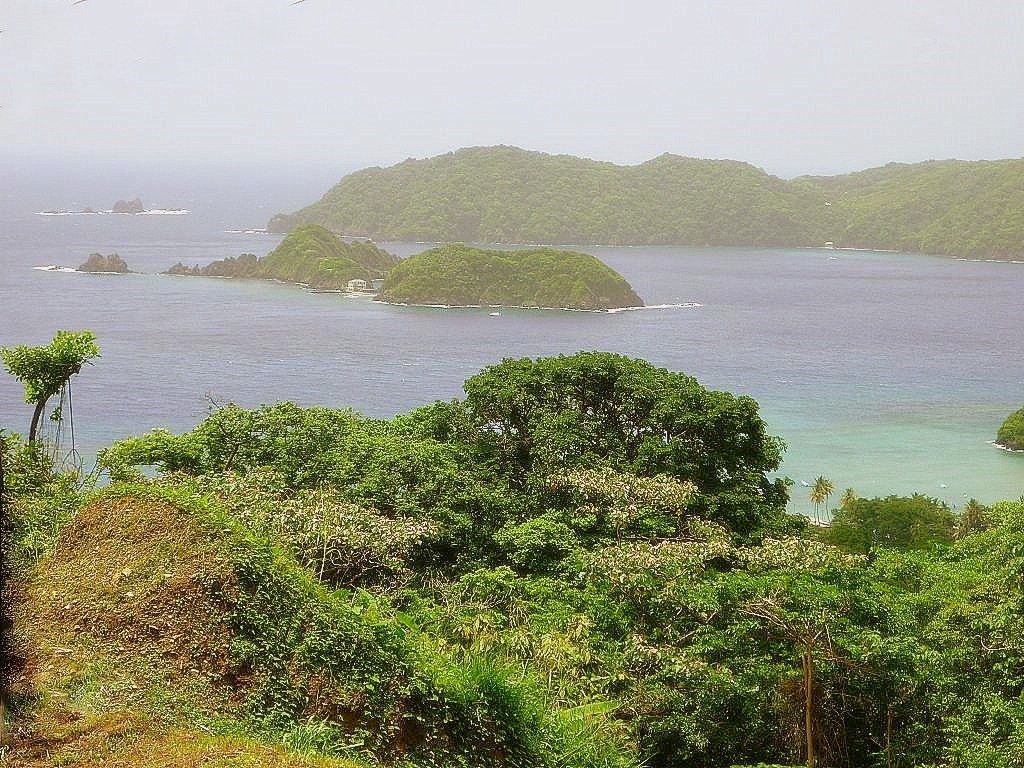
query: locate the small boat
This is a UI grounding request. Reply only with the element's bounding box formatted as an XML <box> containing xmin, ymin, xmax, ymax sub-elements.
<box><xmin>489</xmin><ymin>311</ymin><xmax>501</xmax><ymax>317</ymax></box>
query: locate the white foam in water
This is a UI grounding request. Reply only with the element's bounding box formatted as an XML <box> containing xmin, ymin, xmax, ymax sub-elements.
<box><xmin>36</xmin><ymin>208</ymin><xmax>190</xmax><ymax>216</ymax></box>
<box><xmin>989</xmin><ymin>440</ymin><xmax>1024</xmax><ymax>454</ymax></box>
<box><xmin>605</xmin><ymin>302</ymin><xmax>703</xmax><ymax>313</ymax></box>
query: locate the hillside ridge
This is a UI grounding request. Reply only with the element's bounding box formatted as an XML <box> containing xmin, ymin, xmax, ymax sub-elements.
<box><xmin>269</xmin><ymin>146</ymin><xmax>1024</xmax><ymax>258</ymax></box>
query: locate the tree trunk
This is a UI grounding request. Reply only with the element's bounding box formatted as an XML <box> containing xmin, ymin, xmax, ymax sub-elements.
<box><xmin>28</xmin><ymin>397</ymin><xmax>48</xmax><ymax>445</ymax></box>
<box><xmin>804</xmin><ymin>641</ymin><xmax>815</xmax><ymax>768</ymax></box>
<box><xmin>886</xmin><ymin>703</ymin><xmax>893</xmax><ymax>768</ymax></box>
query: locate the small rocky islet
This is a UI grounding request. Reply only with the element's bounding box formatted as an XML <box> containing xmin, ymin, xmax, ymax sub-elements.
<box><xmin>77</xmin><ymin>252</ymin><xmax>131</xmax><ymax>273</ymax></box>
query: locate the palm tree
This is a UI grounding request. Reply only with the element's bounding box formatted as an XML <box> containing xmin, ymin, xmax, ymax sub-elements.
<box><xmin>809</xmin><ymin>476</ymin><xmax>834</xmax><ymax>524</ymax></box>
<box><xmin>819</xmin><ymin>476</ymin><xmax>835</xmax><ymax>518</ymax></box>
<box><xmin>839</xmin><ymin>487</ymin><xmax>858</xmax><ymax>511</ymax></box>
<box><xmin>809</xmin><ymin>479</ymin><xmax>826</xmax><ymax>524</ymax></box>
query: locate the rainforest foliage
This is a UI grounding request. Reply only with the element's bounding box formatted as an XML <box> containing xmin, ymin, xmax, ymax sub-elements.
<box><xmin>269</xmin><ymin>146</ymin><xmax>1024</xmax><ymax>258</ymax></box>
<box><xmin>996</xmin><ymin>406</ymin><xmax>1024</xmax><ymax>451</ymax></box>
<box><xmin>166</xmin><ymin>224</ymin><xmax>399</xmax><ymax>289</ymax></box>
<box><xmin>3</xmin><ymin>352</ymin><xmax>1024</xmax><ymax>768</ymax></box>
<box><xmin>377</xmin><ymin>244</ymin><xmax>644</xmax><ymax>309</ymax></box>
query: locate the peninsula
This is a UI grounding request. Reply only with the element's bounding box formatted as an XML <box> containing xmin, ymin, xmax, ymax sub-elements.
<box><xmin>165</xmin><ymin>224</ymin><xmax>399</xmax><ymax>290</ymax></box>
<box><xmin>269</xmin><ymin>146</ymin><xmax>1024</xmax><ymax>259</ymax></box>
<box><xmin>997</xmin><ymin>406</ymin><xmax>1024</xmax><ymax>451</ymax></box>
<box><xmin>377</xmin><ymin>243</ymin><xmax>644</xmax><ymax>310</ymax></box>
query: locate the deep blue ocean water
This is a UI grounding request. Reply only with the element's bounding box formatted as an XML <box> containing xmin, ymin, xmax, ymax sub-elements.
<box><xmin>1</xmin><ymin>159</ymin><xmax>1022</xmax><ymax>515</ymax></box>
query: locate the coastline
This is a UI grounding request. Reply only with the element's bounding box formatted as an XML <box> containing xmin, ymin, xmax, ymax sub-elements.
<box><xmin>374</xmin><ymin>299</ymin><xmax>701</xmax><ymax>313</ymax></box>
<box><xmin>992</xmin><ymin>440</ymin><xmax>1024</xmax><ymax>454</ymax></box>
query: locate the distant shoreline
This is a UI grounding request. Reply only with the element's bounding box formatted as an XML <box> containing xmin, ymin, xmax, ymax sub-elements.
<box><xmin>375</xmin><ymin>299</ymin><xmax>702</xmax><ymax>314</ymax></box>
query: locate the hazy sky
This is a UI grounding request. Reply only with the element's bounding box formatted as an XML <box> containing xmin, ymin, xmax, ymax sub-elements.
<box><xmin>2</xmin><ymin>0</ymin><xmax>1023</xmax><ymax>177</ymax></box>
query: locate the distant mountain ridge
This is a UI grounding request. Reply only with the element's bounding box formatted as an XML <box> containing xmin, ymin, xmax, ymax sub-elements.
<box><xmin>269</xmin><ymin>146</ymin><xmax>1024</xmax><ymax>258</ymax></box>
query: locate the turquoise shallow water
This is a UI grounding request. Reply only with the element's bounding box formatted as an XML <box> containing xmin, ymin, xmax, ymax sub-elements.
<box><xmin>1</xmin><ymin>163</ymin><xmax>1021</xmax><ymax>516</ymax></box>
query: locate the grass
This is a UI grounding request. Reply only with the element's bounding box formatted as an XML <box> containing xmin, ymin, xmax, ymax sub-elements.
<box><xmin>4</xmin><ymin>483</ymin><xmax>635</xmax><ymax>768</ymax></box>
<box><xmin>4</xmin><ymin>709</ymin><xmax>364</xmax><ymax>767</ymax></box>
<box><xmin>3</xmin><ymin>491</ymin><xmax>365</xmax><ymax>767</ymax></box>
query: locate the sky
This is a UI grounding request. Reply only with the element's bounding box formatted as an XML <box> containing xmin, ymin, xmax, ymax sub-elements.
<box><xmin>1</xmin><ymin>0</ymin><xmax>1023</xmax><ymax>178</ymax></box>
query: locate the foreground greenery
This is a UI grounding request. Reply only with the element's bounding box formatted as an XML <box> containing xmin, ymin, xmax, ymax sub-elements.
<box><xmin>1</xmin><ymin>330</ymin><xmax>100</xmax><ymax>445</ymax></box>
<box><xmin>378</xmin><ymin>244</ymin><xmax>644</xmax><ymax>309</ymax></box>
<box><xmin>997</xmin><ymin>406</ymin><xmax>1024</xmax><ymax>451</ymax></box>
<box><xmin>166</xmin><ymin>224</ymin><xmax>399</xmax><ymax>290</ymax></box>
<box><xmin>269</xmin><ymin>146</ymin><xmax>1024</xmax><ymax>258</ymax></box>
<box><xmin>3</xmin><ymin>352</ymin><xmax>1024</xmax><ymax>767</ymax></box>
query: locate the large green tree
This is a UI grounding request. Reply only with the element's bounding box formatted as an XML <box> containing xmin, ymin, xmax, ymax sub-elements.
<box><xmin>1</xmin><ymin>330</ymin><xmax>100</xmax><ymax>444</ymax></box>
<box><xmin>457</xmin><ymin>352</ymin><xmax>789</xmax><ymax>535</ymax></box>
<box><xmin>826</xmin><ymin>494</ymin><xmax>955</xmax><ymax>554</ymax></box>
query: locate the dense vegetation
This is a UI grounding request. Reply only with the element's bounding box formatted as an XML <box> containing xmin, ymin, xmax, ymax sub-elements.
<box><xmin>824</xmin><ymin>494</ymin><xmax>955</xmax><ymax>554</ymax></box>
<box><xmin>377</xmin><ymin>244</ymin><xmax>644</xmax><ymax>309</ymax></box>
<box><xmin>269</xmin><ymin>146</ymin><xmax>1024</xmax><ymax>258</ymax></box>
<box><xmin>166</xmin><ymin>225</ymin><xmax>399</xmax><ymax>290</ymax></box>
<box><xmin>165</xmin><ymin>252</ymin><xmax>260</xmax><ymax>278</ymax></box>
<box><xmin>268</xmin><ymin>146</ymin><xmax>823</xmax><ymax>247</ymax></box>
<box><xmin>77</xmin><ymin>253</ymin><xmax>130</xmax><ymax>273</ymax></box>
<box><xmin>3</xmin><ymin>351</ymin><xmax>1024</xmax><ymax>767</ymax></box>
<box><xmin>997</xmin><ymin>406</ymin><xmax>1024</xmax><ymax>451</ymax></box>
<box><xmin>798</xmin><ymin>159</ymin><xmax>1024</xmax><ymax>257</ymax></box>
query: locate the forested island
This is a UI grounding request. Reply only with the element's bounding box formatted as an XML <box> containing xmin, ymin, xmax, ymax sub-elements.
<box><xmin>378</xmin><ymin>244</ymin><xmax>644</xmax><ymax>310</ymax></box>
<box><xmin>2</xmin><ymin>344</ymin><xmax>1024</xmax><ymax>768</ymax></box>
<box><xmin>166</xmin><ymin>224</ymin><xmax>399</xmax><ymax>290</ymax></box>
<box><xmin>269</xmin><ymin>146</ymin><xmax>1024</xmax><ymax>258</ymax></box>
<box><xmin>997</xmin><ymin>406</ymin><xmax>1024</xmax><ymax>451</ymax></box>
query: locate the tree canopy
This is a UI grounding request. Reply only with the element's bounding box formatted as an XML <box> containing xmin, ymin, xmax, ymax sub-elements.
<box><xmin>378</xmin><ymin>244</ymin><xmax>643</xmax><ymax>309</ymax></box>
<box><xmin>825</xmin><ymin>494</ymin><xmax>955</xmax><ymax>554</ymax></box>
<box><xmin>166</xmin><ymin>224</ymin><xmax>399</xmax><ymax>289</ymax></box>
<box><xmin>1</xmin><ymin>330</ymin><xmax>100</xmax><ymax>443</ymax></box>
<box><xmin>269</xmin><ymin>146</ymin><xmax>1024</xmax><ymax>258</ymax></box>
<box><xmin>996</xmin><ymin>406</ymin><xmax>1024</xmax><ymax>451</ymax></box>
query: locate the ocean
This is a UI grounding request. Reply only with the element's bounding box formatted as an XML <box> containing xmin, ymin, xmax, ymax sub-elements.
<box><xmin>1</xmin><ymin>158</ymin><xmax>1022</xmax><ymax>515</ymax></box>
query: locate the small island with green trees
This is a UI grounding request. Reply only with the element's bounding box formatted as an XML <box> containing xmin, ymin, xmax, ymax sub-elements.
<box><xmin>378</xmin><ymin>243</ymin><xmax>644</xmax><ymax>310</ymax></box>
<box><xmin>77</xmin><ymin>253</ymin><xmax>130</xmax><ymax>273</ymax></box>
<box><xmin>996</xmin><ymin>406</ymin><xmax>1024</xmax><ymax>451</ymax></box>
<box><xmin>166</xmin><ymin>224</ymin><xmax>399</xmax><ymax>291</ymax></box>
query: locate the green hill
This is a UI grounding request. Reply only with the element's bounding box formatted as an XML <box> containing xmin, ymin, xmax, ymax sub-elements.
<box><xmin>8</xmin><ymin>485</ymin><xmax>627</xmax><ymax>768</ymax></box>
<box><xmin>166</xmin><ymin>224</ymin><xmax>399</xmax><ymax>289</ymax></box>
<box><xmin>996</xmin><ymin>406</ymin><xmax>1024</xmax><ymax>451</ymax></box>
<box><xmin>269</xmin><ymin>146</ymin><xmax>1024</xmax><ymax>258</ymax></box>
<box><xmin>268</xmin><ymin>146</ymin><xmax>822</xmax><ymax>247</ymax></box>
<box><xmin>377</xmin><ymin>243</ymin><xmax>644</xmax><ymax>309</ymax></box>
<box><xmin>796</xmin><ymin>159</ymin><xmax>1024</xmax><ymax>257</ymax></box>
